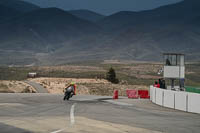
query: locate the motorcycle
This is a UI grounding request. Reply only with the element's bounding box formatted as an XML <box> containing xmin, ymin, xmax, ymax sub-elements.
<box><xmin>63</xmin><ymin>86</ymin><xmax>74</xmax><ymax>100</ymax></box>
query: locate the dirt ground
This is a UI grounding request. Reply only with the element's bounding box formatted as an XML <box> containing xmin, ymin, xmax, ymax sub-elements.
<box><xmin>0</xmin><ymin>80</ymin><xmax>36</xmax><ymax>93</ymax></box>
<box><xmin>36</xmin><ymin>65</ymin><xmax>106</xmax><ymax>73</ymax></box>
<box><xmin>28</xmin><ymin>77</ymin><xmax>148</xmax><ymax>96</ymax></box>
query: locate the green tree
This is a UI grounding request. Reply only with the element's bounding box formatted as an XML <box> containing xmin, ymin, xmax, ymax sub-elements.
<box><xmin>106</xmin><ymin>67</ymin><xmax>119</xmax><ymax>84</ymax></box>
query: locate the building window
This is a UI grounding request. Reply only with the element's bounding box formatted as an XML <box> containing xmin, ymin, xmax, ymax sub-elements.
<box><xmin>164</xmin><ymin>54</ymin><xmax>184</xmax><ymax>66</ymax></box>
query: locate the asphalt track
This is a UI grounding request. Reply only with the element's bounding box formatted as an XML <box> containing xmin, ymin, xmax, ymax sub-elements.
<box><xmin>0</xmin><ymin>94</ymin><xmax>200</xmax><ymax>133</ymax></box>
<box><xmin>24</xmin><ymin>81</ymin><xmax>48</xmax><ymax>93</ymax></box>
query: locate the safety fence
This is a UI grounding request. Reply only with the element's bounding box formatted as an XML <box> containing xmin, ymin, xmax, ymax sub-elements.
<box><xmin>150</xmin><ymin>86</ymin><xmax>200</xmax><ymax>114</ymax></box>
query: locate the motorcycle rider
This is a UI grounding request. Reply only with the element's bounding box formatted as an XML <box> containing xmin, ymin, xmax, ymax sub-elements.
<box><xmin>64</xmin><ymin>82</ymin><xmax>76</xmax><ymax>97</ymax></box>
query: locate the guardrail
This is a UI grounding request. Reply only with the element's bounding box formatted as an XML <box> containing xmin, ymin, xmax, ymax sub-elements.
<box><xmin>150</xmin><ymin>86</ymin><xmax>200</xmax><ymax>114</ymax></box>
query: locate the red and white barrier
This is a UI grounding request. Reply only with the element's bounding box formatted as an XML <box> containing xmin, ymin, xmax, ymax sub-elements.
<box><xmin>138</xmin><ymin>90</ymin><xmax>150</xmax><ymax>99</ymax></box>
<box><xmin>126</xmin><ymin>90</ymin><xmax>139</xmax><ymax>99</ymax></box>
<box><xmin>126</xmin><ymin>89</ymin><xmax>150</xmax><ymax>99</ymax></box>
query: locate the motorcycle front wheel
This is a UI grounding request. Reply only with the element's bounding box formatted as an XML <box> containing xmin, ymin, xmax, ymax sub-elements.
<box><xmin>63</xmin><ymin>95</ymin><xmax>67</xmax><ymax>100</ymax></box>
<box><xmin>64</xmin><ymin>93</ymin><xmax>71</xmax><ymax>101</ymax></box>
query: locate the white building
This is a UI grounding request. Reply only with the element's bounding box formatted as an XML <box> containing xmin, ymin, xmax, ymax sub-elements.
<box><xmin>163</xmin><ymin>53</ymin><xmax>185</xmax><ymax>90</ymax></box>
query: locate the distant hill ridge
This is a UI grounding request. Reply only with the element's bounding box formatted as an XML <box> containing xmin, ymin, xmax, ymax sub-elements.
<box><xmin>68</xmin><ymin>9</ymin><xmax>105</xmax><ymax>22</ymax></box>
<box><xmin>0</xmin><ymin>7</ymin><xmax>101</xmax><ymax>52</ymax></box>
<box><xmin>0</xmin><ymin>0</ymin><xmax>40</xmax><ymax>12</ymax></box>
<box><xmin>0</xmin><ymin>0</ymin><xmax>200</xmax><ymax>65</ymax></box>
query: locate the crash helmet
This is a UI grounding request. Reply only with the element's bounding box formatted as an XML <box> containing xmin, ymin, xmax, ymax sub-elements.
<box><xmin>70</xmin><ymin>82</ymin><xmax>75</xmax><ymax>85</ymax></box>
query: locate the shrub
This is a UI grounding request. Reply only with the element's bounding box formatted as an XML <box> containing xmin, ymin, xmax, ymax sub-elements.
<box><xmin>106</xmin><ymin>67</ymin><xmax>119</xmax><ymax>84</ymax></box>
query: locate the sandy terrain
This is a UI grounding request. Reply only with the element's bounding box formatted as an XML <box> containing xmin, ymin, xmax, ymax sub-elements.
<box><xmin>28</xmin><ymin>77</ymin><xmax>148</xmax><ymax>96</ymax></box>
<box><xmin>0</xmin><ymin>80</ymin><xmax>36</xmax><ymax>93</ymax></box>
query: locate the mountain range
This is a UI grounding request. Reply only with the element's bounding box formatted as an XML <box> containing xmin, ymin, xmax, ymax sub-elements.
<box><xmin>68</xmin><ymin>9</ymin><xmax>105</xmax><ymax>22</ymax></box>
<box><xmin>0</xmin><ymin>0</ymin><xmax>200</xmax><ymax>65</ymax></box>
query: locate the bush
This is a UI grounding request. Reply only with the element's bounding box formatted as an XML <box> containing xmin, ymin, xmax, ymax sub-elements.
<box><xmin>106</xmin><ymin>67</ymin><xmax>119</xmax><ymax>84</ymax></box>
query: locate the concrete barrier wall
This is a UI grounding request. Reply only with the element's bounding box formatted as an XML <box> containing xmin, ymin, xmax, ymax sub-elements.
<box><xmin>188</xmin><ymin>93</ymin><xmax>200</xmax><ymax>114</ymax></box>
<box><xmin>156</xmin><ymin>88</ymin><xmax>163</xmax><ymax>106</ymax></box>
<box><xmin>163</xmin><ymin>90</ymin><xmax>175</xmax><ymax>109</ymax></box>
<box><xmin>174</xmin><ymin>91</ymin><xmax>187</xmax><ymax>111</ymax></box>
<box><xmin>150</xmin><ymin>86</ymin><xmax>200</xmax><ymax>114</ymax></box>
<box><xmin>150</xmin><ymin>86</ymin><xmax>153</xmax><ymax>101</ymax></box>
<box><xmin>151</xmin><ymin>86</ymin><xmax>156</xmax><ymax>103</ymax></box>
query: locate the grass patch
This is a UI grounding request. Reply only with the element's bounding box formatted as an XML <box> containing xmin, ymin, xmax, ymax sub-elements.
<box><xmin>0</xmin><ymin>67</ymin><xmax>32</xmax><ymax>80</ymax></box>
<box><xmin>117</xmin><ymin>73</ymin><xmax>155</xmax><ymax>85</ymax></box>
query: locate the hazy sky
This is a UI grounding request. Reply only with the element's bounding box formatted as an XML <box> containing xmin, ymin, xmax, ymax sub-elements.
<box><xmin>24</xmin><ymin>0</ymin><xmax>183</xmax><ymax>15</ymax></box>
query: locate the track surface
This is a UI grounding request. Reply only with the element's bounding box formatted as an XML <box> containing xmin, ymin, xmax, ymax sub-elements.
<box><xmin>0</xmin><ymin>94</ymin><xmax>200</xmax><ymax>133</ymax></box>
<box><xmin>24</xmin><ymin>81</ymin><xmax>48</xmax><ymax>93</ymax></box>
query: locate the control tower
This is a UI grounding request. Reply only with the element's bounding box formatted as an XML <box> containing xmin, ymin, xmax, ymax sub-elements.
<box><xmin>163</xmin><ymin>53</ymin><xmax>185</xmax><ymax>90</ymax></box>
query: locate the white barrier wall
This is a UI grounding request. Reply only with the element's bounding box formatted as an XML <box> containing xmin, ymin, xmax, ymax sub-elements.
<box><xmin>156</xmin><ymin>88</ymin><xmax>163</xmax><ymax>106</ymax></box>
<box><xmin>163</xmin><ymin>90</ymin><xmax>175</xmax><ymax>109</ymax></box>
<box><xmin>152</xmin><ymin>87</ymin><xmax>156</xmax><ymax>103</ymax></box>
<box><xmin>188</xmin><ymin>93</ymin><xmax>200</xmax><ymax>114</ymax></box>
<box><xmin>150</xmin><ymin>86</ymin><xmax>200</xmax><ymax>114</ymax></box>
<box><xmin>174</xmin><ymin>91</ymin><xmax>187</xmax><ymax>111</ymax></box>
<box><xmin>150</xmin><ymin>86</ymin><xmax>153</xmax><ymax>101</ymax></box>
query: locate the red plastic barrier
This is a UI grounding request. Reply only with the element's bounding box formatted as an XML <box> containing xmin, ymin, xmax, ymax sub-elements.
<box><xmin>138</xmin><ymin>90</ymin><xmax>150</xmax><ymax>99</ymax></box>
<box><xmin>113</xmin><ymin>90</ymin><xmax>118</xmax><ymax>99</ymax></box>
<box><xmin>126</xmin><ymin>89</ymin><xmax>139</xmax><ymax>99</ymax></box>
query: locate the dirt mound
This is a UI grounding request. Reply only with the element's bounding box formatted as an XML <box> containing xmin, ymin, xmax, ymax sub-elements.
<box><xmin>0</xmin><ymin>80</ymin><xmax>36</xmax><ymax>93</ymax></box>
